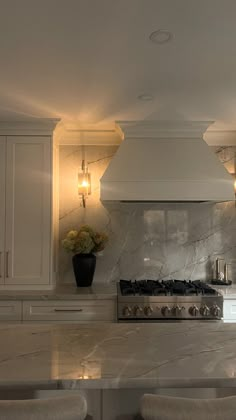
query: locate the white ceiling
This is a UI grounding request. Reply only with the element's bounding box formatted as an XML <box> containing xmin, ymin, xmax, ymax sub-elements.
<box><xmin>1</xmin><ymin>0</ymin><xmax>236</xmax><ymax>128</ymax></box>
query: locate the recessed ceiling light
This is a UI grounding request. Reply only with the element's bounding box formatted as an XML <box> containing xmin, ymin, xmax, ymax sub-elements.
<box><xmin>137</xmin><ymin>94</ymin><xmax>154</xmax><ymax>101</ymax></box>
<box><xmin>149</xmin><ymin>29</ymin><xmax>173</xmax><ymax>44</ymax></box>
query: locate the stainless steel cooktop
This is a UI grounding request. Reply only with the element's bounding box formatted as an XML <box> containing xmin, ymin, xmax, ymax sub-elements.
<box><xmin>117</xmin><ymin>280</ymin><xmax>223</xmax><ymax>321</ymax></box>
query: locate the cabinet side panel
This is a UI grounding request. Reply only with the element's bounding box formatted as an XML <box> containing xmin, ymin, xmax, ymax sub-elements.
<box><xmin>5</xmin><ymin>136</ymin><xmax>51</xmax><ymax>286</ymax></box>
<box><xmin>52</xmin><ymin>143</ymin><xmax>59</xmax><ymax>285</ymax></box>
<box><xmin>0</xmin><ymin>137</ymin><xmax>6</xmax><ymax>284</ymax></box>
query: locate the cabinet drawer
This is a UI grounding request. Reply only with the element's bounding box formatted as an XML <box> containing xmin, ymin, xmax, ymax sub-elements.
<box><xmin>223</xmin><ymin>300</ymin><xmax>236</xmax><ymax>321</ymax></box>
<box><xmin>23</xmin><ymin>300</ymin><xmax>116</xmax><ymax>322</ymax></box>
<box><xmin>0</xmin><ymin>301</ymin><xmax>22</xmax><ymax>321</ymax></box>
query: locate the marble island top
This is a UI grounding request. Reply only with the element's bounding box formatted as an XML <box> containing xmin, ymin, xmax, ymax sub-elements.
<box><xmin>1</xmin><ymin>322</ymin><xmax>236</xmax><ymax>390</ymax></box>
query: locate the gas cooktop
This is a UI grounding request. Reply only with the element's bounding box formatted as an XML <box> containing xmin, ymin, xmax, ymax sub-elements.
<box><xmin>119</xmin><ymin>279</ymin><xmax>218</xmax><ymax>297</ymax></box>
<box><xmin>117</xmin><ymin>279</ymin><xmax>223</xmax><ymax>321</ymax></box>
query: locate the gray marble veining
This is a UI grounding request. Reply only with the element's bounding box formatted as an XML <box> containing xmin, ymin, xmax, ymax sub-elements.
<box><xmin>1</xmin><ymin>322</ymin><xmax>236</xmax><ymax>389</ymax></box>
<box><xmin>59</xmin><ymin>145</ymin><xmax>236</xmax><ymax>285</ymax></box>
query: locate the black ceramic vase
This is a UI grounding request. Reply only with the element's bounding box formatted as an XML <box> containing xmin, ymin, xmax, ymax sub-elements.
<box><xmin>72</xmin><ymin>253</ymin><xmax>96</xmax><ymax>287</ymax></box>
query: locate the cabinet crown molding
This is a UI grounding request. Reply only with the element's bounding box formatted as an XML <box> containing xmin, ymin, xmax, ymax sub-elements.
<box><xmin>54</xmin><ymin>121</ymin><xmax>122</xmax><ymax>145</ymax></box>
<box><xmin>0</xmin><ymin>119</ymin><xmax>60</xmax><ymax>136</ymax></box>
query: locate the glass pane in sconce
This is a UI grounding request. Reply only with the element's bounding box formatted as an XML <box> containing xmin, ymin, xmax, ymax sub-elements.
<box><xmin>78</xmin><ymin>172</ymin><xmax>91</xmax><ymax>196</ymax></box>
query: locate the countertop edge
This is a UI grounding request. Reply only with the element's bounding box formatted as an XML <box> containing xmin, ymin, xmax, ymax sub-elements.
<box><xmin>0</xmin><ymin>285</ymin><xmax>117</xmax><ymax>300</ymax></box>
<box><xmin>1</xmin><ymin>378</ymin><xmax>236</xmax><ymax>390</ymax></box>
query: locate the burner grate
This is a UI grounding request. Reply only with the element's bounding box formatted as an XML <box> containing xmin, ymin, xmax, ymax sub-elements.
<box><xmin>119</xmin><ymin>279</ymin><xmax>218</xmax><ymax>296</ymax></box>
<box><xmin>192</xmin><ymin>280</ymin><xmax>217</xmax><ymax>295</ymax></box>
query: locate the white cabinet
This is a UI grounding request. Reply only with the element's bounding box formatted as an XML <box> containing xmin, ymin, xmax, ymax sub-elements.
<box><xmin>0</xmin><ymin>297</ymin><xmax>116</xmax><ymax>323</ymax></box>
<box><xmin>0</xmin><ymin>137</ymin><xmax>6</xmax><ymax>284</ymax></box>
<box><xmin>0</xmin><ymin>136</ymin><xmax>51</xmax><ymax>287</ymax></box>
<box><xmin>0</xmin><ymin>301</ymin><xmax>22</xmax><ymax>321</ymax></box>
<box><xmin>0</xmin><ymin>120</ymin><xmax>58</xmax><ymax>290</ymax></box>
<box><xmin>223</xmin><ymin>300</ymin><xmax>236</xmax><ymax>322</ymax></box>
<box><xmin>23</xmin><ymin>300</ymin><xmax>116</xmax><ymax>322</ymax></box>
<box><xmin>5</xmin><ymin>136</ymin><xmax>51</xmax><ymax>286</ymax></box>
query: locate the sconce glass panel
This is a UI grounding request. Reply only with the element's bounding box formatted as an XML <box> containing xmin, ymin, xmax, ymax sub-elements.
<box><xmin>78</xmin><ymin>172</ymin><xmax>91</xmax><ymax>196</ymax></box>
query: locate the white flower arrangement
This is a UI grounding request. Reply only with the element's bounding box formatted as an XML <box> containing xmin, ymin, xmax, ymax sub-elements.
<box><xmin>62</xmin><ymin>225</ymin><xmax>108</xmax><ymax>254</ymax></box>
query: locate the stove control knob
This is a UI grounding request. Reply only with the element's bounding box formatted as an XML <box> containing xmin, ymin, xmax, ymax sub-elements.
<box><xmin>144</xmin><ymin>306</ymin><xmax>153</xmax><ymax>317</ymax></box>
<box><xmin>200</xmin><ymin>304</ymin><xmax>210</xmax><ymax>316</ymax></box>
<box><xmin>123</xmin><ymin>306</ymin><xmax>131</xmax><ymax>317</ymax></box>
<box><xmin>210</xmin><ymin>305</ymin><xmax>221</xmax><ymax>317</ymax></box>
<box><xmin>161</xmin><ymin>306</ymin><xmax>171</xmax><ymax>316</ymax></box>
<box><xmin>133</xmin><ymin>306</ymin><xmax>143</xmax><ymax>316</ymax></box>
<box><xmin>172</xmin><ymin>305</ymin><xmax>185</xmax><ymax>315</ymax></box>
<box><xmin>189</xmin><ymin>305</ymin><xmax>199</xmax><ymax>316</ymax></box>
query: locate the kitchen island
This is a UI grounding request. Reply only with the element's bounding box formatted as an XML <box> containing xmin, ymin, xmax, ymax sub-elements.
<box><xmin>1</xmin><ymin>321</ymin><xmax>236</xmax><ymax>390</ymax></box>
<box><xmin>1</xmin><ymin>322</ymin><xmax>236</xmax><ymax>419</ymax></box>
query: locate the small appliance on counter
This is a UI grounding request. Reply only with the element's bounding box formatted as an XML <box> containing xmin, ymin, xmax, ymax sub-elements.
<box><xmin>211</xmin><ymin>258</ymin><xmax>232</xmax><ymax>286</ymax></box>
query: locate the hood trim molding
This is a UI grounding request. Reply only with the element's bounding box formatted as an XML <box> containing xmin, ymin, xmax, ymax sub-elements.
<box><xmin>115</xmin><ymin>120</ymin><xmax>214</xmax><ymax>139</ymax></box>
<box><xmin>101</xmin><ymin>120</ymin><xmax>235</xmax><ymax>203</ymax></box>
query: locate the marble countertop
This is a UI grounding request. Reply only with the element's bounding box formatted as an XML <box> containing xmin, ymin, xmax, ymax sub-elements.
<box><xmin>1</xmin><ymin>282</ymin><xmax>236</xmax><ymax>301</ymax></box>
<box><xmin>1</xmin><ymin>280</ymin><xmax>236</xmax><ymax>304</ymax></box>
<box><xmin>1</xmin><ymin>322</ymin><xmax>236</xmax><ymax>390</ymax></box>
<box><xmin>0</xmin><ymin>284</ymin><xmax>117</xmax><ymax>300</ymax></box>
<box><xmin>211</xmin><ymin>285</ymin><xmax>236</xmax><ymax>299</ymax></box>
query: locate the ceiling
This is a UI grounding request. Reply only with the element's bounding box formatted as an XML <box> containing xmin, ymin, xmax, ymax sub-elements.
<box><xmin>1</xmin><ymin>0</ymin><xmax>236</xmax><ymax>128</ymax></box>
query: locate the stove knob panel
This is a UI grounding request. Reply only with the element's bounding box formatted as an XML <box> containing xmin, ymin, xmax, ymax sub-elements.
<box><xmin>189</xmin><ymin>305</ymin><xmax>199</xmax><ymax>316</ymax></box>
<box><xmin>210</xmin><ymin>305</ymin><xmax>221</xmax><ymax>317</ymax></box>
<box><xmin>172</xmin><ymin>305</ymin><xmax>185</xmax><ymax>315</ymax></box>
<box><xmin>133</xmin><ymin>306</ymin><xmax>143</xmax><ymax>316</ymax></box>
<box><xmin>123</xmin><ymin>306</ymin><xmax>132</xmax><ymax>317</ymax></box>
<box><xmin>144</xmin><ymin>306</ymin><xmax>153</xmax><ymax>317</ymax></box>
<box><xmin>161</xmin><ymin>306</ymin><xmax>171</xmax><ymax>316</ymax></box>
<box><xmin>200</xmin><ymin>304</ymin><xmax>210</xmax><ymax>316</ymax></box>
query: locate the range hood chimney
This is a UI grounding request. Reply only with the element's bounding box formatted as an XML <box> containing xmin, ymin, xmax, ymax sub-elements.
<box><xmin>100</xmin><ymin>121</ymin><xmax>234</xmax><ymax>202</ymax></box>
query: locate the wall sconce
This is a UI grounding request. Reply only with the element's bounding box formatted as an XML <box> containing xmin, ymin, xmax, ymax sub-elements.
<box><xmin>78</xmin><ymin>160</ymin><xmax>91</xmax><ymax>208</ymax></box>
<box><xmin>233</xmin><ymin>151</ymin><xmax>236</xmax><ymax>206</ymax></box>
<box><xmin>229</xmin><ymin>172</ymin><xmax>236</xmax><ymax>208</ymax></box>
<box><xmin>233</xmin><ymin>175</ymin><xmax>236</xmax><ymax>200</ymax></box>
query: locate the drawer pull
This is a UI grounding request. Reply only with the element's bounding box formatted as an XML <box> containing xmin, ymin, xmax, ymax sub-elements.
<box><xmin>54</xmin><ymin>309</ymin><xmax>83</xmax><ymax>312</ymax></box>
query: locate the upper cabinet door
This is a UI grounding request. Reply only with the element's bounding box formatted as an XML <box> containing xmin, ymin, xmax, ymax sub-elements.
<box><xmin>5</xmin><ymin>136</ymin><xmax>51</xmax><ymax>285</ymax></box>
<box><xmin>0</xmin><ymin>137</ymin><xmax>6</xmax><ymax>284</ymax></box>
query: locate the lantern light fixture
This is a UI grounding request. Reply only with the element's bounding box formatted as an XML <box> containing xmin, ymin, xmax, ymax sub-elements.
<box><xmin>78</xmin><ymin>159</ymin><xmax>91</xmax><ymax>208</ymax></box>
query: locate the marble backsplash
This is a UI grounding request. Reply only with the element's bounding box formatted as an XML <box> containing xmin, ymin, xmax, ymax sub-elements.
<box><xmin>59</xmin><ymin>145</ymin><xmax>236</xmax><ymax>284</ymax></box>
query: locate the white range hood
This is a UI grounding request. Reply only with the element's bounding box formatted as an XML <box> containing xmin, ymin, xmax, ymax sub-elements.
<box><xmin>100</xmin><ymin>121</ymin><xmax>235</xmax><ymax>202</ymax></box>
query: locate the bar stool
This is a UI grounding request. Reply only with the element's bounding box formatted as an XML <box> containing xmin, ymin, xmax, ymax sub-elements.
<box><xmin>140</xmin><ymin>393</ymin><xmax>236</xmax><ymax>420</ymax></box>
<box><xmin>0</xmin><ymin>394</ymin><xmax>88</xmax><ymax>420</ymax></box>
